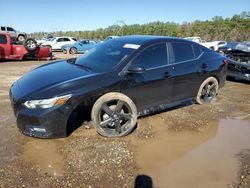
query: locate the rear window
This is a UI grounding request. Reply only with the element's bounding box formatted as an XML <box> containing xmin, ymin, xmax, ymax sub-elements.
<box><xmin>218</xmin><ymin>41</ymin><xmax>226</xmax><ymax>45</ymax></box>
<box><xmin>63</xmin><ymin>38</ymin><xmax>70</xmax><ymax>42</ymax></box>
<box><xmin>193</xmin><ymin>45</ymin><xmax>202</xmax><ymax>58</ymax></box>
<box><xmin>0</xmin><ymin>34</ymin><xmax>7</xmax><ymax>44</ymax></box>
<box><xmin>171</xmin><ymin>42</ymin><xmax>195</xmax><ymax>63</ymax></box>
<box><xmin>7</xmin><ymin>27</ymin><xmax>14</xmax><ymax>32</ymax></box>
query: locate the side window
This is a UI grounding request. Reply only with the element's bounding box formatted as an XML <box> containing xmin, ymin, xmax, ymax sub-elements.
<box><xmin>1</xmin><ymin>27</ymin><xmax>6</xmax><ymax>31</ymax></box>
<box><xmin>218</xmin><ymin>41</ymin><xmax>226</xmax><ymax>46</ymax></box>
<box><xmin>0</xmin><ymin>35</ymin><xmax>7</xmax><ymax>44</ymax></box>
<box><xmin>171</xmin><ymin>42</ymin><xmax>195</xmax><ymax>63</ymax></box>
<box><xmin>132</xmin><ymin>43</ymin><xmax>168</xmax><ymax>69</ymax></box>
<box><xmin>7</xmin><ymin>27</ymin><xmax>15</xmax><ymax>32</ymax></box>
<box><xmin>72</xmin><ymin>38</ymin><xmax>77</xmax><ymax>41</ymax></box>
<box><xmin>193</xmin><ymin>45</ymin><xmax>202</xmax><ymax>58</ymax></box>
<box><xmin>81</xmin><ymin>40</ymin><xmax>88</xmax><ymax>44</ymax></box>
<box><xmin>57</xmin><ymin>38</ymin><xmax>62</xmax><ymax>42</ymax></box>
<box><xmin>63</xmin><ymin>38</ymin><xmax>70</xmax><ymax>42</ymax></box>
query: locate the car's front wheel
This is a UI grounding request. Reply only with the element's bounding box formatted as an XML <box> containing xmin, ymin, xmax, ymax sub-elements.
<box><xmin>196</xmin><ymin>77</ymin><xmax>219</xmax><ymax>104</ymax></box>
<box><xmin>70</xmin><ymin>47</ymin><xmax>77</xmax><ymax>54</ymax></box>
<box><xmin>91</xmin><ymin>92</ymin><xmax>137</xmax><ymax>137</ymax></box>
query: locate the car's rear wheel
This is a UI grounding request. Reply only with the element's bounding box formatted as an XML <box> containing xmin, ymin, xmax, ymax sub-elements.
<box><xmin>24</xmin><ymin>38</ymin><xmax>38</xmax><ymax>52</ymax></box>
<box><xmin>17</xmin><ymin>35</ymin><xmax>25</xmax><ymax>42</ymax></box>
<box><xmin>91</xmin><ymin>92</ymin><xmax>137</xmax><ymax>137</ymax></box>
<box><xmin>196</xmin><ymin>77</ymin><xmax>219</xmax><ymax>104</ymax></box>
<box><xmin>70</xmin><ymin>47</ymin><xmax>77</xmax><ymax>54</ymax></box>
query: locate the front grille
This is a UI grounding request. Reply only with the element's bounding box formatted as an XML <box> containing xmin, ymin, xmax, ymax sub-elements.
<box><xmin>228</xmin><ymin>64</ymin><xmax>240</xmax><ymax>72</ymax></box>
<box><xmin>228</xmin><ymin>63</ymin><xmax>250</xmax><ymax>74</ymax></box>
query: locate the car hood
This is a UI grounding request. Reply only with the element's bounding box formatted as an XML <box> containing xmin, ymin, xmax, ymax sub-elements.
<box><xmin>16</xmin><ymin>60</ymin><xmax>99</xmax><ymax>98</ymax></box>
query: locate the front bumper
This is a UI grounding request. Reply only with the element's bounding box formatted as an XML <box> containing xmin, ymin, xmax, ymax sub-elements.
<box><xmin>9</xmin><ymin>87</ymin><xmax>73</xmax><ymax>138</ymax></box>
<box><xmin>227</xmin><ymin>71</ymin><xmax>250</xmax><ymax>81</ymax></box>
<box><xmin>227</xmin><ymin>62</ymin><xmax>250</xmax><ymax>81</ymax></box>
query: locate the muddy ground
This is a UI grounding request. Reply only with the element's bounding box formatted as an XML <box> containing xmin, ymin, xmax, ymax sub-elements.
<box><xmin>0</xmin><ymin>53</ymin><xmax>249</xmax><ymax>188</ymax></box>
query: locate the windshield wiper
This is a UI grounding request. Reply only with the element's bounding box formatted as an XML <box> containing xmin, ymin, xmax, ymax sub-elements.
<box><xmin>67</xmin><ymin>58</ymin><xmax>92</xmax><ymax>72</ymax></box>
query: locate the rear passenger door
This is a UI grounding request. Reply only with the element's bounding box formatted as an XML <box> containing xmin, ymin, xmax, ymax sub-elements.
<box><xmin>122</xmin><ymin>42</ymin><xmax>174</xmax><ymax>111</ymax></box>
<box><xmin>168</xmin><ymin>42</ymin><xmax>203</xmax><ymax>101</ymax></box>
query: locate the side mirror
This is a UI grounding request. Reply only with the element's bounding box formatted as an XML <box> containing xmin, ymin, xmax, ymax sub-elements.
<box><xmin>127</xmin><ymin>66</ymin><xmax>145</xmax><ymax>74</ymax></box>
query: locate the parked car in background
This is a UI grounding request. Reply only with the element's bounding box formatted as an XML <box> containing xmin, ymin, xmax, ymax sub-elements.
<box><xmin>40</xmin><ymin>37</ymin><xmax>77</xmax><ymax>51</ymax></box>
<box><xmin>36</xmin><ymin>38</ymin><xmax>54</xmax><ymax>45</ymax></box>
<box><xmin>0</xmin><ymin>33</ymin><xmax>53</xmax><ymax>61</ymax></box>
<box><xmin>61</xmin><ymin>39</ymin><xmax>100</xmax><ymax>54</ymax></box>
<box><xmin>184</xmin><ymin>37</ymin><xmax>226</xmax><ymax>51</ymax></box>
<box><xmin>9</xmin><ymin>35</ymin><xmax>227</xmax><ymax>139</ymax></box>
<box><xmin>36</xmin><ymin>34</ymin><xmax>54</xmax><ymax>45</ymax></box>
<box><xmin>0</xmin><ymin>26</ymin><xmax>27</xmax><ymax>42</ymax></box>
<box><xmin>218</xmin><ymin>41</ymin><xmax>250</xmax><ymax>81</ymax></box>
<box><xmin>104</xmin><ymin>36</ymin><xmax>120</xmax><ymax>41</ymax></box>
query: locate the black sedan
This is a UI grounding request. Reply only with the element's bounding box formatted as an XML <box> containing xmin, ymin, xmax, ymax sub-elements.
<box><xmin>9</xmin><ymin>35</ymin><xmax>227</xmax><ymax>138</ymax></box>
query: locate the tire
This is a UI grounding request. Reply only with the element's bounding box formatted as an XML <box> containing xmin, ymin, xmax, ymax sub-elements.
<box><xmin>17</xmin><ymin>35</ymin><xmax>25</xmax><ymax>42</ymax></box>
<box><xmin>196</xmin><ymin>77</ymin><xmax>219</xmax><ymax>104</ymax></box>
<box><xmin>91</xmin><ymin>92</ymin><xmax>138</xmax><ymax>137</ymax></box>
<box><xmin>24</xmin><ymin>38</ymin><xmax>38</xmax><ymax>52</ymax></box>
<box><xmin>70</xmin><ymin>47</ymin><xmax>77</xmax><ymax>54</ymax></box>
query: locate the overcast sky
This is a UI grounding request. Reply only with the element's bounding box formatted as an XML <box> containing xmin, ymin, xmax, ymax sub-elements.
<box><xmin>1</xmin><ymin>0</ymin><xmax>249</xmax><ymax>33</ymax></box>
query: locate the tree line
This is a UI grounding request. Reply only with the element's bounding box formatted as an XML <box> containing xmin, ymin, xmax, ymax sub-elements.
<box><xmin>29</xmin><ymin>11</ymin><xmax>250</xmax><ymax>42</ymax></box>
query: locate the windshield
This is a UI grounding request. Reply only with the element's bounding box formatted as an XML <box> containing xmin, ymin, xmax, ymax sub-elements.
<box><xmin>75</xmin><ymin>40</ymin><xmax>138</xmax><ymax>72</ymax></box>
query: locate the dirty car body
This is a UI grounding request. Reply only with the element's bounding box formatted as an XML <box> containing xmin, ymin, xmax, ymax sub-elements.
<box><xmin>9</xmin><ymin>36</ymin><xmax>227</xmax><ymax>138</ymax></box>
<box><xmin>218</xmin><ymin>41</ymin><xmax>250</xmax><ymax>81</ymax></box>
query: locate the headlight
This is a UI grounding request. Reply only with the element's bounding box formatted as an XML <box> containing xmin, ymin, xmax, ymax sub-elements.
<box><xmin>24</xmin><ymin>94</ymin><xmax>72</xmax><ymax>109</ymax></box>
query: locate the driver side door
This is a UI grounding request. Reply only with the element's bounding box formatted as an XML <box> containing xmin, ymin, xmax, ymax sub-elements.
<box><xmin>121</xmin><ymin>42</ymin><xmax>174</xmax><ymax>111</ymax></box>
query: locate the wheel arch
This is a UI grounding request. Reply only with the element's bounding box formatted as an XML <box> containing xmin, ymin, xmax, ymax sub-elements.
<box><xmin>65</xmin><ymin>97</ymin><xmax>93</xmax><ymax>136</ymax></box>
<box><xmin>18</xmin><ymin>34</ymin><xmax>25</xmax><ymax>37</ymax></box>
<box><xmin>211</xmin><ymin>75</ymin><xmax>220</xmax><ymax>85</ymax></box>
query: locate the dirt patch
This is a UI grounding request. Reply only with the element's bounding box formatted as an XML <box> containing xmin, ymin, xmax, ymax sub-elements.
<box><xmin>0</xmin><ymin>55</ymin><xmax>249</xmax><ymax>187</ymax></box>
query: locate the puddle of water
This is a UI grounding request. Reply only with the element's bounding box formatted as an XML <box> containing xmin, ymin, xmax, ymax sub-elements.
<box><xmin>134</xmin><ymin>119</ymin><xmax>250</xmax><ymax>188</ymax></box>
<box><xmin>22</xmin><ymin>140</ymin><xmax>64</xmax><ymax>177</ymax></box>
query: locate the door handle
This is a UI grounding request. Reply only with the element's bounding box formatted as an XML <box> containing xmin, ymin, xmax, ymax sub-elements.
<box><xmin>201</xmin><ymin>63</ymin><xmax>208</xmax><ymax>69</ymax></box>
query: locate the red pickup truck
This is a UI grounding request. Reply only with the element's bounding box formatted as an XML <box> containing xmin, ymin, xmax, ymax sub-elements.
<box><xmin>0</xmin><ymin>33</ymin><xmax>53</xmax><ymax>61</ymax></box>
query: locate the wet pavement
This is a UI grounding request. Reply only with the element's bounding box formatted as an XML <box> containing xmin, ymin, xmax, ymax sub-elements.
<box><xmin>134</xmin><ymin>119</ymin><xmax>250</xmax><ymax>188</ymax></box>
<box><xmin>0</xmin><ymin>56</ymin><xmax>249</xmax><ymax>187</ymax></box>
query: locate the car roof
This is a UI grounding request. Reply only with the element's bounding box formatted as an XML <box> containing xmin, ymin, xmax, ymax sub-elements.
<box><xmin>55</xmin><ymin>36</ymin><xmax>74</xmax><ymax>39</ymax></box>
<box><xmin>112</xmin><ymin>35</ymin><xmax>183</xmax><ymax>45</ymax></box>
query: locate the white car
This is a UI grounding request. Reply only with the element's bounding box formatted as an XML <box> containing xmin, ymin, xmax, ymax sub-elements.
<box><xmin>40</xmin><ymin>37</ymin><xmax>77</xmax><ymax>51</ymax></box>
<box><xmin>184</xmin><ymin>37</ymin><xmax>226</xmax><ymax>51</ymax></box>
<box><xmin>104</xmin><ymin>36</ymin><xmax>120</xmax><ymax>41</ymax></box>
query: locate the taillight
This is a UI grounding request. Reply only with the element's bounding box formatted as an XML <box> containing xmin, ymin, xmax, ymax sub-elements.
<box><xmin>223</xmin><ymin>59</ymin><xmax>229</xmax><ymax>65</ymax></box>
